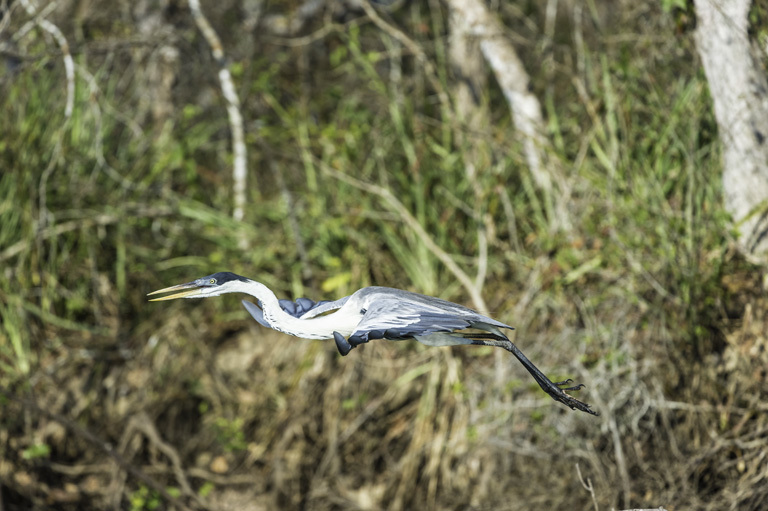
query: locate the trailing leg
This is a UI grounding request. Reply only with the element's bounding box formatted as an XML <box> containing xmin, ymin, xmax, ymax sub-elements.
<box><xmin>469</xmin><ymin>337</ymin><xmax>598</xmax><ymax>416</ymax></box>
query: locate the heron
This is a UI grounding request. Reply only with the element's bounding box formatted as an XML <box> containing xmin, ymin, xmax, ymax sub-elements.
<box><xmin>149</xmin><ymin>272</ymin><xmax>597</xmax><ymax>415</ymax></box>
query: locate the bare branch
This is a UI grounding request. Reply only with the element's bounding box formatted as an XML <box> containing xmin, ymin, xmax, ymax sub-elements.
<box><xmin>19</xmin><ymin>0</ymin><xmax>75</xmax><ymax>118</ymax></box>
<box><xmin>447</xmin><ymin>2</ymin><xmax>490</xmax><ymax>297</ymax></box>
<box><xmin>0</xmin><ymin>387</ymin><xmax>200</xmax><ymax>511</ymax></box>
<box><xmin>359</xmin><ymin>1</ymin><xmax>451</xmax><ymax>114</ymax></box>
<box><xmin>445</xmin><ymin>0</ymin><xmax>572</xmax><ymax>232</ymax></box>
<box><xmin>188</xmin><ymin>0</ymin><xmax>248</xmax><ymax>227</ymax></box>
<box><xmin>126</xmin><ymin>412</ymin><xmax>199</xmax><ymax>503</ymax></box>
<box><xmin>0</xmin><ymin>206</ymin><xmax>173</xmax><ymax>262</ymax></box>
<box><xmin>575</xmin><ymin>463</ymin><xmax>599</xmax><ymax>511</ymax></box>
<box><xmin>323</xmin><ymin>166</ymin><xmax>489</xmax><ymax>313</ymax></box>
<box><xmin>445</xmin><ymin>0</ymin><xmax>550</xmax><ymax>191</ymax></box>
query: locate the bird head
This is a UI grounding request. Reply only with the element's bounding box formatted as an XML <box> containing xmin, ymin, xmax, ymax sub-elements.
<box><xmin>148</xmin><ymin>272</ymin><xmax>249</xmax><ymax>300</ymax></box>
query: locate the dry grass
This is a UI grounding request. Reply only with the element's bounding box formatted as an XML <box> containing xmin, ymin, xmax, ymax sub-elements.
<box><xmin>4</xmin><ymin>255</ymin><xmax>766</xmax><ymax>510</ymax></box>
<box><xmin>3</xmin><ymin>1</ymin><xmax>768</xmax><ymax>510</ymax></box>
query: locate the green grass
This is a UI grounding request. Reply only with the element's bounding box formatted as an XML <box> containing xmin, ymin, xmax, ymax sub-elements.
<box><xmin>0</xmin><ymin>3</ymin><xmax>762</xmax><ymax>510</ymax></box>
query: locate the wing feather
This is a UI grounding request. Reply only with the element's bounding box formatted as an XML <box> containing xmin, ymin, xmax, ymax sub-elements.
<box><xmin>242</xmin><ymin>300</ymin><xmax>270</xmax><ymax>327</ymax></box>
<box><xmin>346</xmin><ymin>287</ymin><xmax>513</xmax><ymax>345</ymax></box>
<box><xmin>299</xmin><ymin>296</ymin><xmax>351</xmax><ymax>319</ymax></box>
<box><xmin>349</xmin><ymin>301</ymin><xmax>473</xmax><ymax>344</ymax></box>
<box><xmin>242</xmin><ymin>297</ymin><xmax>342</xmax><ymax>328</ymax></box>
<box><xmin>278</xmin><ymin>297</ymin><xmax>334</xmax><ymax>317</ymax></box>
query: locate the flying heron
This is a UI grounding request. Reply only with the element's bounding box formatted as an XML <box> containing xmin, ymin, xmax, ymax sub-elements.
<box><xmin>149</xmin><ymin>272</ymin><xmax>597</xmax><ymax>415</ymax></box>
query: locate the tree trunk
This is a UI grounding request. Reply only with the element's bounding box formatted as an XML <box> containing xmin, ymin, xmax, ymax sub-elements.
<box><xmin>694</xmin><ymin>0</ymin><xmax>768</xmax><ymax>261</ymax></box>
<box><xmin>445</xmin><ymin>0</ymin><xmax>572</xmax><ymax>232</ymax></box>
<box><xmin>133</xmin><ymin>0</ymin><xmax>179</xmax><ymax>129</ymax></box>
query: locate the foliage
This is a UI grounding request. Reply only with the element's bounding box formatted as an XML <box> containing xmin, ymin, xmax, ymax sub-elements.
<box><xmin>0</xmin><ymin>1</ymin><xmax>764</xmax><ymax>510</ymax></box>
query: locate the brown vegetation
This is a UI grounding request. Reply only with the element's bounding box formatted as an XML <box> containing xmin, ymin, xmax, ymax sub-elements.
<box><xmin>2</xmin><ymin>1</ymin><xmax>768</xmax><ymax>510</ymax></box>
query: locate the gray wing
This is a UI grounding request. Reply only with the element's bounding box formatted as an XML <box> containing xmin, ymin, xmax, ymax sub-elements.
<box><xmin>347</xmin><ymin>287</ymin><xmax>513</xmax><ymax>345</ymax></box>
<box><xmin>349</xmin><ymin>300</ymin><xmax>471</xmax><ymax>344</ymax></box>
<box><xmin>299</xmin><ymin>296</ymin><xmax>351</xmax><ymax>319</ymax></box>
<box><xmin>242</xmin><ymin>300</ymin><xmax>270</xmax><ymax>327</ymax></box>
<box><xmin>278</xmin><ymin>297</ymin><xmax>336</xmax><ymax>317</ymax></box>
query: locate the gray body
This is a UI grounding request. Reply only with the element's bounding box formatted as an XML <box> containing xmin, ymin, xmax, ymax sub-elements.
<box><xmin>297</xmin><ymin>286</ymin><xmax>513</xmax><ymax>347</ymax></box>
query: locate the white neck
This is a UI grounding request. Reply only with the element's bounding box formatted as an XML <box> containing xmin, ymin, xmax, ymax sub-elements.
<box><xmin>227</xmin><ymin>279</ymin><xmax>359</xmax><ymax>340</ymax></box>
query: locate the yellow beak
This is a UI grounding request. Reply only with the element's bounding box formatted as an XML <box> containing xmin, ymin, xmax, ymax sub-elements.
<box><xmin>147</xmin><ymin>282</ymin><xmax>202</xmax><ymax>301</ymax></box>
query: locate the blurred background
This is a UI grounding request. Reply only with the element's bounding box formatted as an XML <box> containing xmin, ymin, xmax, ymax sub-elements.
<box><xmin>2</xmin><ymin>0</ymin><xmax>767</xmax><ymax>509</ymax></box>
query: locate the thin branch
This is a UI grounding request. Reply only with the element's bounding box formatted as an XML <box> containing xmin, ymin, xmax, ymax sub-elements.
<box><xmin>359</xmin><ymin>1</ymin><xmax>451</xmax><ymax>114</ymax></box>
<box><xmin>127</xmin><ymin>412</ymin><xmax>199</xmax><ymax>504</ymax></box>
<box><xmin>0</xmin><ymin>387</ymin><xmax>200</xmax><ymax>511</ymax></box>
<box><xmin>19</xmin><ymin>0</ymin><xmax>74</xmax><ymax>118</ymax></box>
<box><xmin>188</xmin><ymin>0</ymin><xmax>248</xmax><ymax>226</ymax></box>
<box><xmin>446</xmin><ymin>0</ymin><xmax>550</xmax><ymax>190</ymax></box>
<box><xmin>575</xmin><ymin>463</ymin><xmax>599</xmax><ymax>511</ymax></box>
<box><xmin>475</xmin><ymin>224</ymin><xmax>488</xmax><ymax>290</ymax></box>
<box><xmin>0</xmin><ymin>206</ymin><xmax>173</xmax><ymax>262</ymax></box>
<box><xmin>323</xmin><ymin>166</ymin><xmax>488</xmax><ymax>313</ymax></box>
<box><xmin>445</xmin><ymin>0</ymin><xmax>571</xmax><ymax>232</ymax></box>
<box><xmin>266</xmin><ymin>21</ymin><xmax>344</xmax><ymax>47</ymax></box>
<box><xmin>447</xmin><ymin>2</ymin><xmax>490</xmax><ymax>299</ymax></box>
<box><xmin>270</xmin><ymin>161</ymin><xmax>314</xmax><ymax>284</ymax></box>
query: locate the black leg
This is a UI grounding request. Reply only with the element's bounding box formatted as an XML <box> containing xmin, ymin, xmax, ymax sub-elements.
<box><xmin>470</xmin><ymin>338</ymin><xmax>598</xmax><ymax>416</ymax></box>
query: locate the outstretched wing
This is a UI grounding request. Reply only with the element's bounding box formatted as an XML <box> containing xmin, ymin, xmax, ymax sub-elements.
<box><xmin>242</xmin><ymin>300</ymin><xmax>270</xmax><ymax>327</ymax></box>
<box><xmin>345</xmin><ymin>287</ymin><xmax>514</xmax><ymax>346</ymax></box>
<box><xmin>347</xmin><ymin>300</ymin><xmax>474</xmax><ymax>345</ymax></box>
<box><xmin>278</xmin><ymin>297</ymin><xmax>337</xmax><ymax>317</ymax></box>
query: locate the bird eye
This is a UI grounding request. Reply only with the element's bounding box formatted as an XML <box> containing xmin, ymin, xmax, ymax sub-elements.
<box><xmin>209</xmin><ymin>278</ymin><xmax>216</xmax><ymax>284</ymax></box>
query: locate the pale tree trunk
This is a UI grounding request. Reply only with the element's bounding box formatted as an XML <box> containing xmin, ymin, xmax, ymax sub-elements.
<box><xmin>694</xmin><ymin>0</ymin><xmax>768</xmax><ymax>261</ymax></box>
<box><xmin>133</xmin><ymin>0</ymin><xmax>179</xmax><ymax>129</ymax></box>
<box><xmin>448</xmin><ymin>3</ymin><xmax>491</xmax><ymax>283</ymax></box>
<box><xmin>445</xmin><ymin>0</ymin><xmax>571</xmax><ymax>232</ymax></box>
<box><xmin>448</xmin><ymin>6</ymin><xmax>511</xmax><ymax>449</ymax></box>
<box><xmin>449</xmin><ymin>6</ymin><xmax>490</xmax><ymax>185</ymax></box>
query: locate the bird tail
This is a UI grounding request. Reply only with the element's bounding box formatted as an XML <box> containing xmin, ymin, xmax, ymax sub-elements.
<box><xmin>461</xmin><ymin>331</ymin><xmax>508</xmax><ymax>341</ymax></box>
<box><xmin>462</xmin><ymin>323</ymin><xmax>510</xmax><ymax>342</ymax></box>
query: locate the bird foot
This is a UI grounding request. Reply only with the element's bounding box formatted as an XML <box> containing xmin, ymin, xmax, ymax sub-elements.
<box><xmin>553</xmin><ymin>378</ymin><xmax>586</xmax><ymax>392</ymax></box>
<box><xmin>333</xmin><ymin>332</ymin><xmax>353</xmax><ymax>356</ymax></box>
<box><xmin>333</xmin><ymin>332</ymin><xmax>369</xmax><ymax>356</ymax></box>
<box><xmin>546</xmin><ymin>378</ymin><xmax>598</xmax><ymax>416</ymax></box>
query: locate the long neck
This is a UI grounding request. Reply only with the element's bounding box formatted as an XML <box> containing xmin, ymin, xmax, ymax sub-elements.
<box><xmin>234</xmin><ymin>280</ymin><xmax>357</xmax><ymax>340</ymax></box>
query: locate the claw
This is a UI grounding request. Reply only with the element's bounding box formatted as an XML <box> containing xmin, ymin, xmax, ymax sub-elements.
<box><xmin>557</xmin><ymin>379</ymin><xmax>586</xmax><ymax>392</ymax></box>
<box><xmin>553</xmin><ymin>378</ymin><xmax>586</xmax><ymax>392</ymax></box>
<box><xmin>544</xmin><ymin>378</ymin><xmax>598</xmax><ymax>415</ymax></box>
